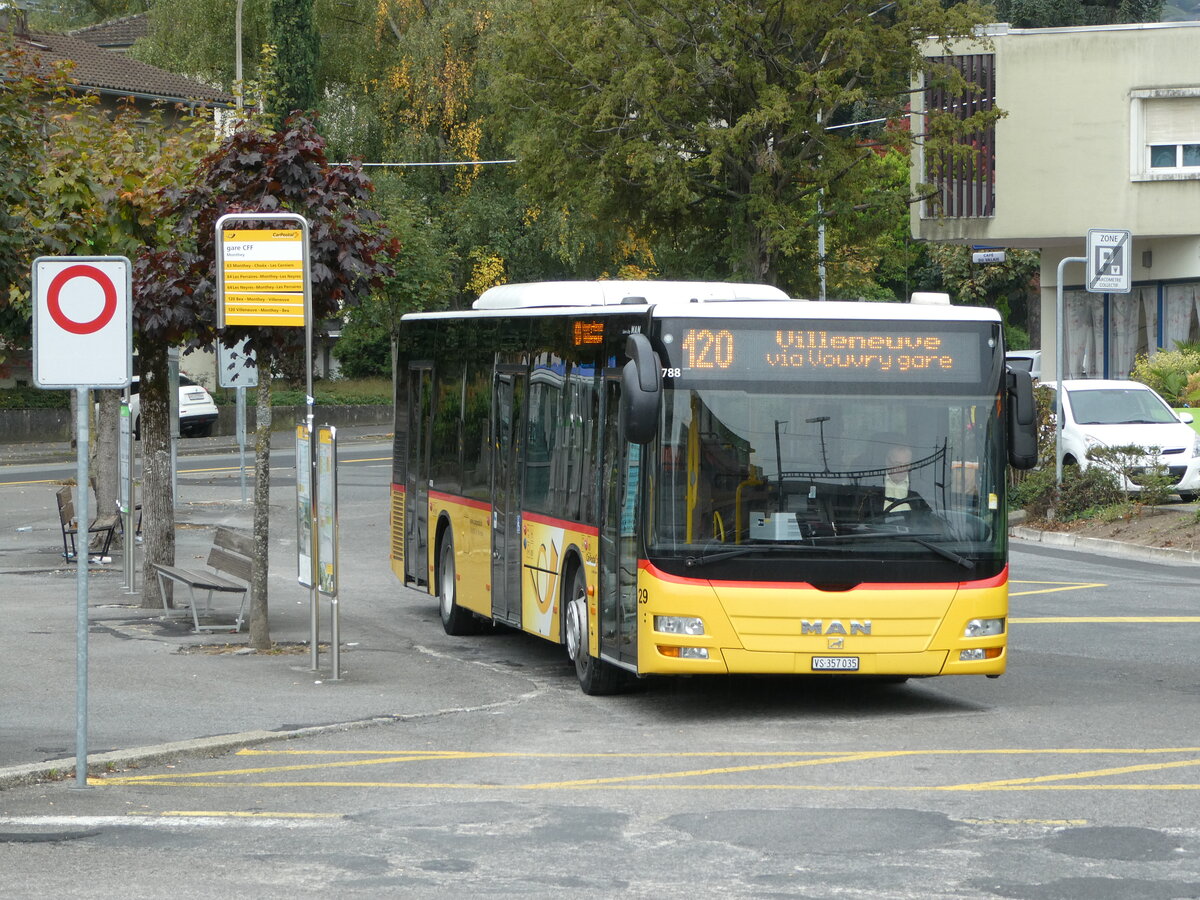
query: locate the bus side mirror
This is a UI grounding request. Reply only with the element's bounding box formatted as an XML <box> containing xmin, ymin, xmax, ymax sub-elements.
<box><xmin>1006</xmin><ymin>367</ymin><xmax>1037</xmax><ymax>470</ymax></box>
<box><xmin>621</xmin><ymin>333</ymin><xmax>662</xmax><ymax>444</ymax></box>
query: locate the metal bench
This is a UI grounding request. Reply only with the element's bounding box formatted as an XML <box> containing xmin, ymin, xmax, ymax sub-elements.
<box><xmin>152</xmin><ymin>527</ymin><xmax>254</xmax><ymax>633</ymax></box>
<box><xmin>56</xmin><ymin>486</ymin><xmax>118</xmax><ymax>561</ymax></box>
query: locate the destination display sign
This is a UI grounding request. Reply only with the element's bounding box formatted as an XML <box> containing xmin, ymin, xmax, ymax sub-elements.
<box><xmin>660</xmin><ymin>320</ymin><xmax>984</xmax><ymax>382</ymax></box>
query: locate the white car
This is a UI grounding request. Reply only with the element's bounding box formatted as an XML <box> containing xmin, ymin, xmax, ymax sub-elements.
<box><xmin>1006</xmin><ymin>349</ymin><xmax>1041</xmax><ymax>380</ymax></box>
<box><xmin>1044</xmin><ymin>379</ymin><xmax>1200</xmax><ymax>501</ymax></box>
<box><xmin>128</xmin><ymin>374</ymin><xmax>219</xmax><ymax>438</ymax></box>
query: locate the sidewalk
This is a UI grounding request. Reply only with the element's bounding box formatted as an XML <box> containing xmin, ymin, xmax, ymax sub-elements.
<box><xmin>0</xmin><ymin>429</ymin><xmax>516</xmax><ymax>790</ymax></box>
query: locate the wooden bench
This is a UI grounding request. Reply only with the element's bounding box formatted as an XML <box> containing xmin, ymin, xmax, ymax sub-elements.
<box><xmin>152</xmin><ymin>527</ymin><xmax>254</xmax><ymax>633</ymax></box>
<box><xmin>56</xmin><ymin>486</ymin><xmax>118</xmax><ymax>561</ymax></box>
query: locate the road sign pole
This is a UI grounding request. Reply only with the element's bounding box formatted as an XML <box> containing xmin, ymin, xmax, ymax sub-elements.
<box><xmin>236</xmin><ymin>386</ymin><xmax>247</xmax><ymax>502</ymax></box>
<box><xmin>1056</xmin><ymin>256</ymin><xmax>1087</xmax><ymax>486</ymax></box>
<box><xmin>72</xmin><ymin>387</ymin><xmax>91</xmax><ymax>791</ymax></box>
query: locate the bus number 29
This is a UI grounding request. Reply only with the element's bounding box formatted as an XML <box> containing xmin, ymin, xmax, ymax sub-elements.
<box><xmin>681</xmin><ymin>329</ymin><xmax>735</xmax><ymax>370</ymax></box>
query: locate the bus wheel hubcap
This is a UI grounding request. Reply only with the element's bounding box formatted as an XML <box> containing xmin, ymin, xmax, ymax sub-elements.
<box><xmin>566</xmin><ymin>597</ymin><xmax>585</xmax><ymax>662</ymax></box>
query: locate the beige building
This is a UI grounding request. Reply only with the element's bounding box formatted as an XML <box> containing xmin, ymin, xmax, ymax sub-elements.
<box><xmin>911</xmin><ymin>21</ymin><xmax>1200</xmax><ymax>380</ymax></box>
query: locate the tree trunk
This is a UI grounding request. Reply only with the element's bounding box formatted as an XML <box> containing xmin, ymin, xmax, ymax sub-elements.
<box><xmin>249</xmin><ymin>374</ymin><xmax>272</xmax><ymax>649</ymax></box>
<box><xmin>138</xmin><ymin>343</ymin><xmax>175</xmax><ymax>609</ymax></box>
<box><xmin>91</xmin><ymin>389</ymin><xmax>121</xmax><ymax>551</ymax></box>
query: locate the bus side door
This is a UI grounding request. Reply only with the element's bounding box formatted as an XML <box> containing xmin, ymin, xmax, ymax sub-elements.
<box><xmin>406</xmin><ymin>364</ymin><xmax>433</xmax><ymax>587</ymax></box>
<box><xmin>491</xmin><ymin>365</ymin><xmax>526</xmax><ymax>627</ymax></box>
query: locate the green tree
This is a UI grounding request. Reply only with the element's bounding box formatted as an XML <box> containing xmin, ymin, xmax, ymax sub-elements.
<box><xmin>993</xmin><ymin>0</ymin><xmax>1164</xmax><ymax>26</ymax></box>
<box><xmin>268</xmin><ymin>0</ymin><xmax>319</xmax><ymax>128</ymax></box>
<box><xmin>25</xmin><ymin>0</ymin><xmax>151</xmax><ymax>31</ymax></box>
<box><xmin>0</xmin><ymin>37</ymin><xmax>61</xmax><ymax>348</ymax></box>
<box><xmin>484</xmin><ymin>0</ymin><xmax>998</xmax><ymax>296</ymax></box>
<box><xmin>918</xmin><ymin>244</ymin><xmax>1041</xmax><ymax>345</ymax></box>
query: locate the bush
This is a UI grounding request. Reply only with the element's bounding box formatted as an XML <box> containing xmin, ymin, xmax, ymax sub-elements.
<box><xmin>0</xmin><ymin>386</ymin><xmax>70</xmax><ymax>409</ymax></box>
<box><xmin>1130</xmin><ymin>347</ymin><xmax>1200</xmax><ymax>407</ymax></box>
<box><xmin>1010</xmin><ymin>465</ymin><xmax>1057</xmax><ymax>520</ymax></box>
<box><xmin>1056</xmin><ymin>466</ymin><xmax>1125</xmax><ymax>521</ymax></box>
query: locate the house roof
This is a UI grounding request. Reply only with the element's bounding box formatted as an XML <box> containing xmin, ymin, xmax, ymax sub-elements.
<box><xmin>68</xmin><ymin>12</ymin><xmax>148</xmax><ymax>51</ymax></box>
<box><xmin>19</xmin><ymin>27</ymin><xmax>233</xmax><ymax>108</ymax></box>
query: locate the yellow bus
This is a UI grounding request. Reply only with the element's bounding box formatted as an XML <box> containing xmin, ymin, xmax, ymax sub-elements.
<box><xmin>390</xmin><ymin>281</ymin><xmax>1037</xmax><ymax>694</ymax></box>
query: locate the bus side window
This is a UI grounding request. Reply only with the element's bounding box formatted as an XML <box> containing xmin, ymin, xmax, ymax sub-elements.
<box><xmin>525</xmin><ymin>363</ymin><xmax>559</xmax><ymax>514</ymax></box>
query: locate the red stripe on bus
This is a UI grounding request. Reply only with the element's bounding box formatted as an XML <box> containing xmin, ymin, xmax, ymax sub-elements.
<box><xmin>638</xmin><ymin>559</ymin><xmax>1008</xmax><ymax>592</ymax></box>
<box><xmin>428</xmin><ymin>490</ymin><xmax>492</xmax><ymax>513</ymax></box>
<box><xmin>522</xmin><ymin>511</ymin><xmax>600</xmax><ymax>535</ymax></box>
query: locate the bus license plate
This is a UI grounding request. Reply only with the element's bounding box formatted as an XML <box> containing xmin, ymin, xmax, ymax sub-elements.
<box><xmin>812</xmin><ymin>656</ymin><xmax>859</xmax><ymax>671</ymax></box>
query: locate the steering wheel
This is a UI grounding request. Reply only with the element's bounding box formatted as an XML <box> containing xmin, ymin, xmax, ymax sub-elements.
<box><xmin>878</xmin><ymin>495</ymin><xmax>930</xmax><ymax>516</ymax></box>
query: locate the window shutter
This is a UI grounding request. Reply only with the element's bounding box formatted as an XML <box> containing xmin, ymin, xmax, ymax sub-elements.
<box><xmin>1144</xmin><ymin>97</ymin><xmax>1200</xmax><ymax>143</ymax></box>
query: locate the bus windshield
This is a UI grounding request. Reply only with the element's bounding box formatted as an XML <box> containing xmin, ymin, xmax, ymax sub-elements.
<box><xmin>647</xmin><ymin>319</ymin><xmax>1006</xmax><ymax>579</ymax></box>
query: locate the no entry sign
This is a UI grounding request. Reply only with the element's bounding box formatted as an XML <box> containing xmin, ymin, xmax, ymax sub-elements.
<box><xmin>33</xmin><ymin>256</ymin><xmax>131</xmax><ymax>388</ymax></box>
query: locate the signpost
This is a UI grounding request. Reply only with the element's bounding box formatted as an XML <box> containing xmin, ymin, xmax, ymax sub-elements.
<box><xmin>317</xmin><ymin>426</ymin><xmax>340</xmax><ymax>680</ymax></box>
<box><xmin>217</xmin><ymin>226</ymin><xmax>308</xmax><ymax>328</ymax></box>
<box><xmin>217</xmin><ymin>338</ymin><xmax>259</xmax><ymax>502</ymax></box>
<box><xmin>32</xmin><ymin>255</ymin><xmax>132</xmax><ymax>790</ymax></box>
<box><xmin>1086</xmin><ymin>229</ymin><xmax>1132</xmax><ymax>294</ymax></box>
<box><xmin>1055</xmin><ymin>228</ymin><xmax>1133</xmax><ymax>485</ymax></box>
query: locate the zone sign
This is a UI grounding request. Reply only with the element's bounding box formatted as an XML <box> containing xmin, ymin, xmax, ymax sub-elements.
<box><xmin>33</xmin><ymin>256</ymin><xmax>132</xmax><ymax>388</ymax></box>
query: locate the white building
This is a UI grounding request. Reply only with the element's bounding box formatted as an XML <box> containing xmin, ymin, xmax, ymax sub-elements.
<box><xmin>911</xmin><ymin>21</ymin><xmax>1200</xmax><ymax>380</ymax></box>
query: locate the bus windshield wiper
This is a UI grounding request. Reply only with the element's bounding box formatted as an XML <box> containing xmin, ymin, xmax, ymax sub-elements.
<box><xmin>684</xmin><ymin>543</ymin><xmax>843</xmax><ymax>567</ymax></box>
<box><xmin>768</xmin><ymin>532</ymin><xmax>974</xmax><ymax>573</ymax></box>
<box><xmin>844</xmin><ymin>531</ymin><xmax>975</xmax><ymax>570</ymax></box>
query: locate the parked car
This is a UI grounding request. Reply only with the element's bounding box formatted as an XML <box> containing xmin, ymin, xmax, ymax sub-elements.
<box><xmin>128</xmin><ymin>374</ymin><xmax>219</xmax><ymax>438</ymax></box>
<box><xmin>1006</xmin><ymin>349</ymin><xmax>1041</xmax><ymax>380</ymax></box>
<box><xmin>1043</xmin><ymin>379</ymin><xmax>1200</xmax><ymax>501</ymax></box>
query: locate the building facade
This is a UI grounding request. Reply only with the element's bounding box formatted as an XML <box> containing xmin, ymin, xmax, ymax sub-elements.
<box><xmin>912</xmin><ymin>22</ymin><xmax>1200</xmax><ymax>381</ymax></box>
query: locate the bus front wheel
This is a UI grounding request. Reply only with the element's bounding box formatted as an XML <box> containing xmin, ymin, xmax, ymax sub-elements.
<box><xmin>439</xmin><ymin>536</ymin><xmax>480</xmax><ymax>635</ymax></box>
<box><xmin>564</xmin><ymin>567</ymin><xmax>627</xmax><ymax>695</ymax></box>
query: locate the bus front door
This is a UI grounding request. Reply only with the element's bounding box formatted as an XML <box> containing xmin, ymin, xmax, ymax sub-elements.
<box><xmin>406</xmin><ymin>365</ymin><xmax>433</xmax><ymax>587</ymax></box>
<box><xmin>599</xmin><ymin>380</ymin><xmax>639</xmax><ymax>668</ymax></box>
<box><xmin>491</xmin><ymin>367</ymin><xmax>525</xmax><ymax>627</ymax></box>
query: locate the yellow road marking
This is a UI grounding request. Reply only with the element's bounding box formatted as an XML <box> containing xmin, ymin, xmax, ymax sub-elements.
<box><xmin>944</xmin><ymin>757</ymin><xmax>1200</xmax><ymax>790</ymax></box>
<box><xmin>525</xmin><ymin>751</ymin><xmax>900</xmax><ymax>789</ymax></box>
<box><xmin>96</xmin><ymin>748</ymin><xmax>1200</xmax><ymax>794</ymax></box>
<box><xmin>1009</xmin><ymin>580</ymin><xmax>1105</xmax><ymax>597</ymax></box>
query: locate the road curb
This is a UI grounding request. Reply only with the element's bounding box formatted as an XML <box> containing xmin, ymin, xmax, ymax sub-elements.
<box><xmin>1010</xmin><ymin>525</ymin><xmax>1200</xmax><ymax>566</ymax></box>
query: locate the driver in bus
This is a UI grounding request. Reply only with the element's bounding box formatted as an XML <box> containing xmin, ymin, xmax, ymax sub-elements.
<box><xmin>880</xmin><ymin>444</ymin><xmax>926</xmax><ymax>513</ymax></box>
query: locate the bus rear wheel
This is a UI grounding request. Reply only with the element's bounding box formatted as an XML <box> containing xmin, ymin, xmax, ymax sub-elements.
<box><xmin>439</xmin><ymin>536</ymin><xmax>480</xmax><ymax>635</ymax></box>
<box><xmin>564</xmin><ymin>567</ymin><xmax>629</xmax><ymax>695</ymax></box>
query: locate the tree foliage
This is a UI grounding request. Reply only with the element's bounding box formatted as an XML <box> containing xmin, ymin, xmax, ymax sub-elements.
<box><xmin>136</xmin><ymin>114</ymin><xmax>396</xmax><ymax>645</ymax></box>
<box><xmin>993</xmin><ymin>0</ymin><xmax>1164</xmax><ymax>26</ymax></box>
<box><xmin>484</xmin><ymin>0</ymin><xmax>997</xmax><ymax>296</ymax></box>
<box><xmin>268</xmin><ymin>0</ymin><xmax>319</xmax><ymax>128</ymax></box>
<box><xmin>0</xmin><ymin>38</ymin><xmax>62</xmax><ymax>346</ymax></box>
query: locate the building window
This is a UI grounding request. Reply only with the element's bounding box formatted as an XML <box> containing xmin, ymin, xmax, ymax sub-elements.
<box><xmin>1131</xmin><ymin>90</ymin><xmax>1200</xmax><ymax>181</ymax></box>
<box><xmin>922</xmin><ymin>54</ymin><xmax>996</xmax><ymax>219</ymax></box>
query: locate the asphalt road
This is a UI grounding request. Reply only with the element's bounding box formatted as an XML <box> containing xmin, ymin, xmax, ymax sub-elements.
<box><xmin>1</xmin><ymin>442</ymin><xmax>1198</xmax><ymax>898</ymax></box>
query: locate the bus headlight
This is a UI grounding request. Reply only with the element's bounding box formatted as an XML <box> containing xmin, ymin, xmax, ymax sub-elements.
<box><xmin>964</xmin><ymin>617</ymin><xmax>1004</xmax><ymax>638</ymax></box>
<box><xmin>655</xmin><ymin>615</ymin><xmax>705</xmax><ymax>636</ymax></box>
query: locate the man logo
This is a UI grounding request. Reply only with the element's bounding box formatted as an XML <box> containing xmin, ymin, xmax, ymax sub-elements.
<box><xmin>828</xmin><ymin>637</ymin><xmax>845</xmax><ymax>650</ymax></box>
<box><xmin>801</xmin><ymin>620</ymin><xmax>872</xmax><ymax>636</ymax></box>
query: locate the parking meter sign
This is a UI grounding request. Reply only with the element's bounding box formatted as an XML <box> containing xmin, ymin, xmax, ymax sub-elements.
<box><xmin>1086</xmin><ymin>229</ymin><xmax>1132</xmax><ymax>294</ymax></box>
<box><xmin>32</xmin><ymin>256</ymin><xmax>131</xmax><ymax>388</ymax></box>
